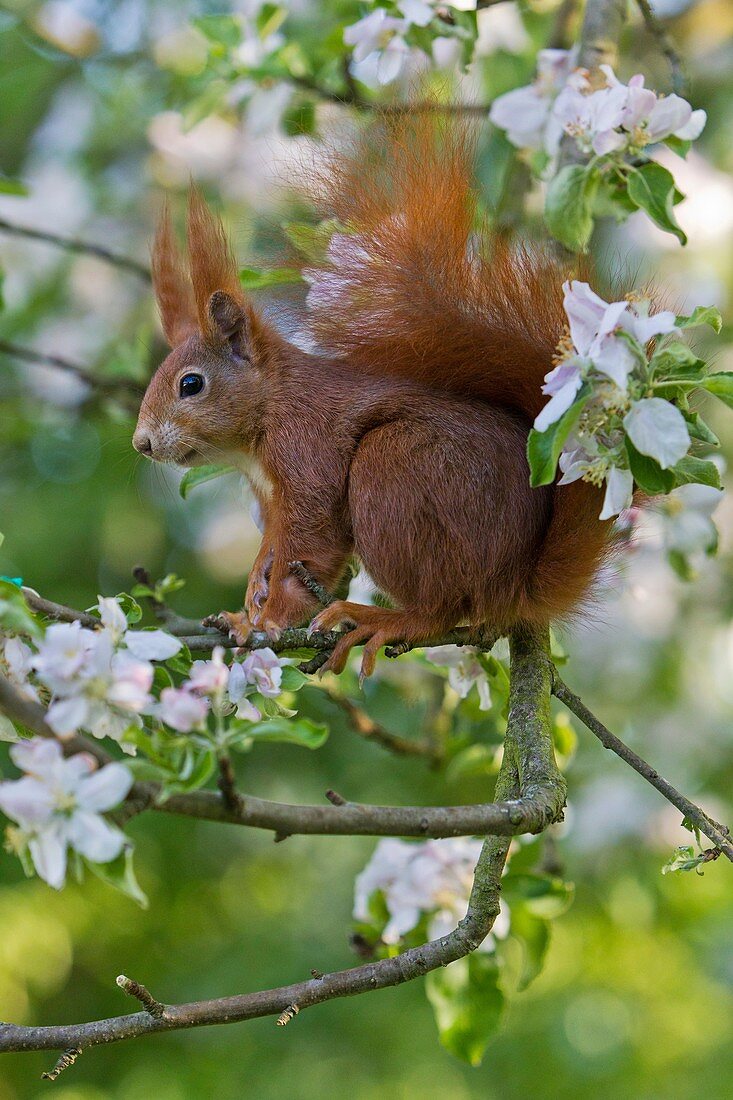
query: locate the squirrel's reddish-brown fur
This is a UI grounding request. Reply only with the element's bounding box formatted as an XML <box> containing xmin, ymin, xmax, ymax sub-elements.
<box><xmin>135</xmin><ymin>117</ymin><xmax>614</xmax><ymax>676</ymax></box>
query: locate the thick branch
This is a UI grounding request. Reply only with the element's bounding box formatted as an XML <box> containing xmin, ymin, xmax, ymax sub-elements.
<box><xmin>553</xmin><ymin>675</ymin><xmax>733</xmax><ymax>863</ymax></box>
<box><xmin>0</xmin><ymin>675</ymin><xmax>521</xmax><ymax>1057</ymax></box>
<box><xmin>0</xmin><ymin>217</ymin><xmax>150</xmax><ymax>280</ymax></box>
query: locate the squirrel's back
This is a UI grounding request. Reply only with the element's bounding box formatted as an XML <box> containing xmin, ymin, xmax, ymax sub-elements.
<box><xmin>301</xmin><ymin>115</ymin><xmax>614</xmax><ymax>624</ymax></box>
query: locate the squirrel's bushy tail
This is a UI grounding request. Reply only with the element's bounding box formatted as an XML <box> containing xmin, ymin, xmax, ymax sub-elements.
<box><xmin>304</xmin><ymin>115</ymin><xmax>614</xmax><ymax>623</ymax></box>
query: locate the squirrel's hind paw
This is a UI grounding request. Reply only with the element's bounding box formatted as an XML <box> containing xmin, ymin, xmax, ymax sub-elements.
<box><xmin>203</xmin><ymin>610</ymin><xmax>254</xmax><ymax>647</ymax></box>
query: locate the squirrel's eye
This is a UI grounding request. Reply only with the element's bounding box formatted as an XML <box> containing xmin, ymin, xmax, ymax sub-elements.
<box><xmin>179</xmin><ymin>373</ymin><xmax>204</xmax><ymax>398</ymax></box>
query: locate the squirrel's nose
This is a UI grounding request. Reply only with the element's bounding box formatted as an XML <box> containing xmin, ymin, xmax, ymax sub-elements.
<box><xmin>133</xmin><ymin>431</ymin><xmax>153</xmax><ymax>456</ymax></box>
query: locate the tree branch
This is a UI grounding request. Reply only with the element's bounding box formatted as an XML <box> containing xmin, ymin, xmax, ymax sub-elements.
<box><xmin>0</xmin><ymin>217</ymin><xmax>150</xmax><ymax>281</ymax></box>
<box><xmin>552</xmin><ymin>674</ymin><xmax>733</xmax><ymax>863</ymax></box>
<box><xmin>634</xmin><ymin>0</ymin><xmax>688</xmax><ymax>96</ymax></box>
<box><xmin>0</xmin><ymin>340</ymin><xmax>144</xmax><ymax>402</ymax></box>
<box><xmin>322</xmin><ymin>684</ymin><xmax>443</xmax><ymax>762</ymax></box>
<box><xmin>0</xmin><ymin>639</ymin><xmax>526</xmax><ymax>1058</ymax></box>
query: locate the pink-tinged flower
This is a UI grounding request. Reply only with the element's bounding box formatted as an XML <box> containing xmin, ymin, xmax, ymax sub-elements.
<box><xmin>158</xmin><ymin>687</ymin><xmax>208</xmax><ymax>733</ymax></box>
<box><xmin>552</xmin><ymin>73</ymin><xmax>629</xmax><ymax>156</ymax></box>
<box><xmin>226</xmin><ymin>663</ymin><xmax>262</xmax><ymax>721</ymax></box>
<box><xmin>354</xmin><ymin>838</ymin><xmax>504</xmax><ymax>950</ymax></box>
<box><xmin>0</xmin><ymin>738</ymin><xmax>132</xmax><ymax>889</ymax></box>
<box><xmin>424</xmin><ymin>646</ymin><xmax>491</xmax><ymax>710</ymax></box>
<box><xmin>188</xmin><ymin>646</ymin><xmax>229</xmax><ymax>696</ymax></box>
<box><xmin>239</xmin><ymin>648</ymin><xmax>283</xmax><ymax>699</ymax></box>
<box><xmin>398</xmin><ymin>0</ymin><xmax>434</xmax><ymax>27</ymax></box>
<box><xmin>489</xmin><ymin>48</ymin><xmax>575</xmax><ymax>153</ymax></box>
<box><xmin>534</xmin><ymin>358</ymin><xmax>585</xmax><ymax>433</ymax></box>
<box><xmin>107</xmin><ymin>651</ymin><xmax>154</xmax><ymax>711</ymax></box>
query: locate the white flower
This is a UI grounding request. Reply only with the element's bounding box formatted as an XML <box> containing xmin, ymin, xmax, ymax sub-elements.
<box><xmin>124</xmin><ymin>629</ymin><xmax>182</xmax><ymax>662</ymax></box>
<box><xmin>535</xmin><ymin>281</ymin><xmax>679</xmax><ymax>432</ymax></box>
<box><xmin>2</xmin><ymin>637</ymin><xmax>40</xmax><ymax>703</ymax></box>
<box><xmin>238</xmin><ymin>648</ymin><xmax>283</xmax><ymax>699</ymax></box>
<box><xmin>432</xmin><ymin>35</ymin><xmax>462</xmax><ymax>70</ymax></box>
<box><xmin>601</xmin><ymin>66</ymin><xmax>707</xmax><ymax>144</ymax></box>
<box><xmin>188</xmin><ymin>646</ymin><xmax>229</xmax><ymax>696</ymax></box>
<box><xmin>226</xmin><ymin>663</ymin><xmax>262</xmax><ymax>721</ymax></box>
<box><xmin>424</xmin><ymin>646</ymin><xmax>491</xmax><ymax>710</ymax></box>
<box><xmin>0</xmin><ymin>738</ymin><xmax>132</xmax><ymax>889</ymax></box>
<box><xmin>599</xmin><ymin>466</ymin><xmax>634</xmax><ymax>520</ymax></box>
<box><xmin>31</xmin><ymin>621</ymin><xmax>97</xmax><ymax>694</ymax></box>
<box><xmin>158</xmin><ymin>687</ymin><xmax>209</xmax><ymax>733</ymax></box>
<box><xmin>623</xmin><ymin>398</ymin><xmax>691</xmax><ymax>469</ymax></box>
<box><xmin>344</xmin><ymin>9</ymin><xmax>411</xmax><ymax>88</ymax></box>
<box><xmin>97</xmin><ymin>595</ymin><xmax>128</xmax><ymax>642</ymax></box>
<box><xmin>660</xmin><ymin>483</ymin><xmax>723</xmax><ymax>555</ymax></box>
<box><xmin>489</xmin><ymin>48</ymin><xmax>574</xmax><ymax>153</ymax></box>
<box><xmin>354</xmin><ymin>838</ymin><xmax>502</xmax><ymax>950</ymax></box>
<box><xmin>398</xmin><ymin>0</ymin><xmax>434</xmax><ymax>26</ymax></box>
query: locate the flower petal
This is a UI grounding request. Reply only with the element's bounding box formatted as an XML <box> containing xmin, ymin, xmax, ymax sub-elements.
<box><xmin>29</xmin><ymin>826</ymin><xmax>67</xmax><ymax>889</ymax></box>
<box><xmin>78</xmin><ymin>762</ymin><xmax>134</xmax><ymax>812</ymax></box>
<box><xmin>46</xmin><ymin>695</ymin><xmax>90</xmax><ymax>738</ymax></box>
<box><xmin>534</xmin><ymin>374</ymin><xmax>582</xmax><ymax>432</ymax></box>
<box><xmin>66</xmin><ymin>810</ymin><xmax>126</xmax><ymax>863</ymax></box>
<box><xmin>0</xmin><ymin>776</ymin><xmax>55</xmax><ymax>825</ymax></box>
<box><xmin>623</xmin><ymin>398</ymin><xmax>691</xmax><ymax>469</ymax></box>
<box><xmin>124</xmin><ymin>629</ymin><xmax>182</xmax><ymax>662</ymax></box>
<box><xmin>599</xmin><ymin>467</ymin><xmax>634</xmax><ymax>520</ymax></box>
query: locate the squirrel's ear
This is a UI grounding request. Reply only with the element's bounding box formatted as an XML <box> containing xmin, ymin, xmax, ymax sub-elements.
<box><xmin>207</xmin><ymin>291</ymin><xmax>251</xmax><ymax>360</ymax></box>
<box><xmin>151</xmin><ymin>203</ymin><xmax>197</xmax><ymax>347</ymax></box>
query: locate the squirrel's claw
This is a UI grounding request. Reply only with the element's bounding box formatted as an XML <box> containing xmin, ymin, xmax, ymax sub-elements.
<box><xmin>203</xmin><ymin>610</ymin><xmax>253</xmax><ymax>647</ymax></box>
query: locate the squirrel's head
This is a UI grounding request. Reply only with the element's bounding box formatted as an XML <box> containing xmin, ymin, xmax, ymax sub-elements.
<box><xmin>133</xmin><ymin>190</ymin><xmax>274</xmax><ymax>466</ymax></box>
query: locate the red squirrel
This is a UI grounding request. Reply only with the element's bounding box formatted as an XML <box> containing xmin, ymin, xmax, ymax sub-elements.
<box><xmin>133</xmin><ymin>119</ymin><xmax>611</xmax><ymax>677</ymax></box>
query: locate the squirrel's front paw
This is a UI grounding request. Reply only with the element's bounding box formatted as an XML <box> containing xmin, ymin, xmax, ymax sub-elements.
<box><xmin>203</xmin><ymin>610</ymin><xmax>254</xmax><ymax>647</ymax></box>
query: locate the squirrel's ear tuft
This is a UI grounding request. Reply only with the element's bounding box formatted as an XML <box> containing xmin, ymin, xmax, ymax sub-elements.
<box><xmin>151</xmin><ymin>203</ymin><xmax>197</xmax><ymax>347</ymax></box>
<box><xmin>187</xmin><ymin>187</ymin><xmax>244</xmax><ymax>339</ymax></box>
<box><xmin>207</xmin><ymin>291</ymin><xmax>250</xmax><ymax>360</ymax></box>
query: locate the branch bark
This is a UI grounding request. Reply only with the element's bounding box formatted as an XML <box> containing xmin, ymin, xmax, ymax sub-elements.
<box><xmin>0</xmin><ymin>634</ymin><xmax>529</xmax><ymax>1058</ymax></box>
<box><xmin>0</xmin><ymin>217</ymin><xmax>150</xmax><ymax>280</ymax></box>
<box><xmin>553</xmin><ymin>675</ymin><xmax>733</xmax><ymax>863</ymax></box>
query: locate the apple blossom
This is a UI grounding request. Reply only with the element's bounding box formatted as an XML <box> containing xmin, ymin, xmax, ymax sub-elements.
<box><xmin>0</xmin><ymin>738</ymin><xmax>132</xmax><ymax>889</ymax></box>
<box><xmin>354</xmin><ymin>838</ymin><xmax>508</xmax><ymax>950</ymax></box>
<box><xmin>239</xmin><ymin>647</ymin><xmax>283</xmax><ymax>699</ymax></box>
<box><xmin>489</xmin><ymin>48</ymin><xmax>575</xmax><ymax>154</ymax></box>
<box><xmin>660</xmin><ymin>483</ymin><xmax>723</xmax><ymax>556</ymax></box>
<box><xmin>188</xmin><ymin>646</ymin><xmax>229</xmax><ymax>696</ymax></box>
<box><xmin>344</xmin><ymin>9</ymin><xmax>411</xmax><ymax>87</ymax></box>
<box><xmin>158</xmin><ymin>686</ymin><xmax>209</xmax><ymax>733</ymax></box>
<box><xmin>2</xmin><ymin>636</ymin><xmax>40</xmax><ymax>702</ymax></box>
<box><xmin>623</xmin><ymin>398</ymin><xmax>691</xmax><ymax>470</ymax></box>
<box><xmin>124</xmin><ymin>629</ymin><xmax>182</xmax><ymax>662</ymax></box>
<box><xmin>424</xmin><ymin>646</ymin><xmax>491</xmax><ymax>710</ymax></box>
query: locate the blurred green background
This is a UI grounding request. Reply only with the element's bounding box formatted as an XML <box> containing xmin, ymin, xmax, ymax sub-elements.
<box><xmin>1</xmin><ymin>0</ymin><xmax>733</xmax><ymax>1095</ymax></box>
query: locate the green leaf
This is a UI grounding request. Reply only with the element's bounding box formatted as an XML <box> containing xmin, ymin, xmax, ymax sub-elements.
<box><xmin>625</xmin><ymin>439</ymin><xmax>675</xmax><ymax>494</ymax></box>
<box><xmin>506</xmin><ymin>906</ymin><xmax>550</xmax><ymax>992</ymax></box>
<box><xmin>280</xmin><ymin>665</ymin><xmax>308</xmax><ymax>692</ymax></box>
<box><xmin>671</xmin><ymin>455</ymin><xmax>721</xmax><ymax>489</ymax></box>
<box><xmin>650</xmin><ymin>341</ymin><xmax>705</xmax><ymax>380</ymax></box>
<box><xmin>179</xmin><ymin>464</ymin><xmax>237</xmax><ymax>499</ymax></box>
<box><xmin>256</xmin><ymin>2</ymin><xmax>287</xmax><ymax>38</ymax></box>
<box><xmin>664</xmin><ymin>135</ymin><xmax>692</xmax><ymax>158</ymax></box>
<box><xmin>445</xmin><ymin>744</ymin><xmax>499</xmax><ymax>784</ymax></box>
<box><xmin>85</xmin><ymin>847</ymin><xmax>149</xmax><ymax>908</ymax></box>
<box><xmin>283</xmin><ymin>218</ymin><xmax>344</xmax><ymax>263</ymax></box>
<box><xmin>0</xmin><ymin>580</ymin><xmax>42</xmax><ymax>638</ymax></box>
<box><xmin>682</xmin><ymin>411</ymin><xmax>719</xmax><ymax>447</ymax></box>
<box><xmin>193</xmin><ymin>14</ymin><xmax>242</xmax><ymax>48</ymax></box>
<box><xmin>701</xmin><ymin>372</ymin><xmax>733</xmax><ymax>409</ymax></box>
<box><xmin>239</xmin><ymin>267</ymin><xmax>302</xmax><ymax>290</ymax></box>
<box><xmin>661</xmin><ymin>845</ymin><xmax>707</xmax><ymax>875</ymax></box>
<box><xmin>503</xmin><ymin>873</ymin><xmax>574</xmax><ymax>919</ymax></box>
<box><xmin>627</xmin><ymin>163</ymin><xmax>687</xmax><ymax>245</ymax></box>
<box><xmin>245</xmin><ymin>716</ymin><xmax>329</xmax><ymax>749</ymax></box>
<box><xmin>426</xmin><ymin>955</ymin><xmax>504</xmax><ymax>1066</ymax></box>
<box><xmin>544</xmin><ymin>164</ymin><xmax>599</xmax><ymax>252</ymax></box>
<box><xmin>676</xmin><ymin>305</ymin><xmax>722</xmax><ymax>333</ymax></box>
<box><xmin>0</xmin><ymin>175</ymin><xmax>28</xmax><ymax>196</ymax></box>
<box><xmin>527</xmin><ymin>394</ymin><xmax>588</xmax><ymax>487</ymax></box>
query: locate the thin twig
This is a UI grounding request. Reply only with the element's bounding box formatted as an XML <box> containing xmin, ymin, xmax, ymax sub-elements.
<box><xmin>553</xmin><ymin>675</ymin><xmax>733</xmax><ymax>863</ymax></box>
<box><xmin>41</xmin><ymin>1048</ymin><xmax>82</xmax><ymax>1081</ymax></box>
<box><xmin>0</xmin><ymin>339</ymin><xmax>144</xmax><ymax>401</ymax></box>
<box><xmin>0</xmin><ymin>216</ymin><xmax>150</xmax><ymax>280</ymax></box>
<box><xmin>21</xmin><ymin>589</ymin><xmax>100</xmax><ymax>629</ymax></box>
<box><xmin>116</xmin><ymin>975</ymin><xmax>166</xmax><ymax>1019</ymax></box>
<box><xmin>217</xmin><ymin>754</ymin><xmax>243</xmax><ymax>812</ymax></box>
<box><xmin>634</xmin><ymin>0</ymin><xmax>688</xmax><ymax>96</ymax></box>
<box><xmin>322</xmin><ymin>683</ymin><xmax>442</xmax><ymax>761</ymax></box>
<box><xmin>288</xmin><ymin>561</ymin><xmax>335</xmax><ymax>607</ymax></box>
